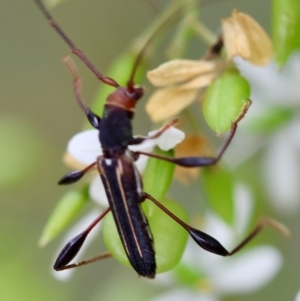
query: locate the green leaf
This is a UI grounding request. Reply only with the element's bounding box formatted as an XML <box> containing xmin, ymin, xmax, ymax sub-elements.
<box><xmin>172</xmin><ymin>262</ymin><xmax>205</xmax><ymax>287</ymax></box>
<box><xmin>272</xmin><ymin>0</ymin><xmax>300</xmax><ymax>67</ymax></box>
<box><xmin>202</xmin><ymin>70</ymin><xmax>251</xmax><ymax>135</ymax></box>
<box><xmin>143</xmin><ymin>147</ymin><xmax>175</xmax><ymax>201</ymax></box>
<box><xmin>201</xmin><ymin>166</ymin><xmax>235</xmax><ymax>225</ymax></box>
<box><xmin>248</xmin><ymin>107</ymin><xmax>294</xmax><ymax>134</ymax></box>
<box><xmin>103</xmin><ymin>198</ymin><xmax>188</xmax><ymax>273</ymax></box>
<box><xmin>39</xmin><ymin>187</ymin><xmax>89</xmax><ymax>246</ymax></box>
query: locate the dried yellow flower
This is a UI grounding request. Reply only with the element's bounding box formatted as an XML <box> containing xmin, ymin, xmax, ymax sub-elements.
<box><xmin>222</xmin><ymin>9</ymin><xmax>273</xmax><ymax>65</ymax></box>
<box><xmin>146</xmin><ymin>10</ymin><xmax>268</xmax><ymax>122</ymax></box>
<box><xmin>147</xmin><ymin>59</ymin><xmax>218</xmax><ymax>87</ymax></box>
<box><xmin>146</xmin><ymin>87</ymin><xmax>198</xmax><ymax>122</ymax></box>
<box><xmin>174</xmin><ymin>135</ymin><xmax>211</xmax><ymax>184</ymax></box>
<box><xmin>146</xmin><ymin>59</ymin><xmax>219</xmax><ymax>122</ymax></box>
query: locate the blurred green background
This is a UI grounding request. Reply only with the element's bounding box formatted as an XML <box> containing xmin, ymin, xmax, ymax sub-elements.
<box><xmin>1</xmin><ymin>0</ymin><xmax>299</xmax><ymax>300</ymax></box>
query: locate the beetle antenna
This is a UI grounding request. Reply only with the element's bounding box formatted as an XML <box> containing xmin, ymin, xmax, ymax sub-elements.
<box><xmin>127</xmin><ymin>6</ymin><xmax>180</xmax><ymax>91</ymax></box>
<box><xmin>34</xmin><ymin>0</ymin><xmax>119</xmax><ymax>88</ymax></box>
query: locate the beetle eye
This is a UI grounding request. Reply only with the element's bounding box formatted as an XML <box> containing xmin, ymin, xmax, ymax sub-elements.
<box><xmin>135</xmin><ymin>88</ymin><xmax>144</xmax><ymax>100</ymax></box>
<box><xmin>126</xmin><ymin>88</ymin><xmax>144</xmax><ymax>100</ymax></box>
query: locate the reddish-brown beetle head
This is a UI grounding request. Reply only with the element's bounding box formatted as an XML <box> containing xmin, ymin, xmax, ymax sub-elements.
<box><xmin>106</xmin><ymin>86</ymin><xmax>144</xmax><ymax>112</ymax></box>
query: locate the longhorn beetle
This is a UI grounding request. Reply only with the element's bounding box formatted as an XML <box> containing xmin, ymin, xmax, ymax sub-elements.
<box><xmin>35</xmin><ymin>0</ymin><xmax>273</xmax><ymax>279</ymax></box>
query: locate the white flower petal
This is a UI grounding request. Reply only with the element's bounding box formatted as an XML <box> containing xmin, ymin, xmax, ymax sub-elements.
<box><xmin>67</xmin><ymin>126</ymin><xmax>183</xmax><ymax>172</ymax></box>
<box><xmin>130</xmin><ymin>138</ymin><xmax>155</xmax><ymax>173</ymax></box>
<box><xmin>203</xmin><ymin>212</ymin><xmax>234</xmax><ymax>248</ymax></box>
<box><xmin>89</xmin><ymin>176</ymin><xmax>109</xmax><ymax>207</ymax></box>
<box><xmin>148</xmin><ymin>126</ymin><xmax>185</xmax><ymax>151</ymax></box>
<box><xmin>278</xmin><ymin>52</ymin><xmax>300</xmax><ymax>105</ymax></box>
<box><xmin>222</xmin><ymin>133</ymin><xmax>265</xmax><ymax>169</ymax></box>
<box><xmin>212</xmin><ymin>246</ymin><xmax>282</xmax><ymax>294</ymax></box>
<box><xmin>233</xmin><ymin>183</ymin><xmax>253</xmax><ymax>236</ymax></box>
<box><xmin>134</xmin><ymin>154</ymin><xmax>150</xmax><ymax>174</ymax></box>
<box><xmin>51</xmin><ymin>209</ymin><xmax>102</xmax><ymax>281</ymax></box>
<box><xmin>219</xmin><ymin>98</ymin><xmax>268</xmax><ymax>168</ymax></box>
<box><xmin>235</xmin><ymin>52</ymin><xmax>300</xmax><ymax>105</ymax></box>
<box><xmin>129</xmin><ymin>139</ymin><xmax>156</xmax><ymax>173</ymax></box>
<box><xmin>67</xmin><ymin>130</ymin><xmax>101</xmax><ymax>165</ymax></box>
<box><xmin>295</xmin><ymin>289</ymin><xmax>300</xmax><ymax>301</ymax></box>
<box><xmin>263</xmin><ymin>133</ymin><xmax>300</xmax><ymax>213</ymax></box>
<box><xmin>235</xmin><ymin>58</ymin><xmax>281</xmax><ymax>104</ymax></box>
<box><xmin>128</xmin><ymin>139</ymin><xmax>156</xmax><ymax>153</ymax></box>
<box><xmin>148</xmin><ymin>289</ymin><xmax>217</xmax><ymax>301</ymax></box>
<box><xmin>194</xmin><ymin>213</ymin><xmax>235</xmax><ymax>272</ymax></box>
<box><xmin>287</xmin><ymin>119</ymin><xmax>300</xmax><ymax>152</ymax></box>
<box><xmin>151</xmin><ymin>272</ymin><xmax>175</xmax><ymax>287</ymax></box>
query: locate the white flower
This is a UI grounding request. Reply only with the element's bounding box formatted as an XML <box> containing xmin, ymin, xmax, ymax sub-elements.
<box><xmin>295</xmin><ymin>289</ymin><xmax>300</xmax><ymax>301</ymax></box>
<box><xmin>148</xmin><ymin>183</ymin><xmax>283</xmax><ymax>301</ymax></box>
<box><xmin>226</xmin><ymin>52</ymin><xmax>300</xmax><ymax>214</ymax></box>
<box><xmin>67</xmin><ymin>126</ymin><xmax>184</xmax><ymax>206</ymax></box>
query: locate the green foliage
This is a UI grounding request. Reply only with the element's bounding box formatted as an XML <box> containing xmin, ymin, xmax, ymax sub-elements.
<box><xmin>172</xmin><ymin>262</ymin><xmax>205</xmax><ymax>287</ymax></box>
<box><xmin>0</xmin><ymin>116</ymin><xmax>46</xmax><ymax>191</ymax></box>
<box><xmin>248</xmin><ymin>107</ymin><xmax>294</xmax><ymax>134</ymax></box>
<box><xmin>272</xmin><ymin>0</ymin><xmax>300</xmax><ymax>67</ymax></box>
<box><xmin>0</xmin><ymin>258</ymin><xmax>68</xmax><ymax>301</ymax></box>
<box><xmin>202</xmin><ymin>70</ymin><xmax>251</xmax><ymax>135</ymax></box>
<box><xmin>143</xmin><ymin>147</ymin><xmax>175</xmax><ymax>200</ymax></box>
<box><xmin>201</xmin><ymin>166</ymin><xmax>235</xmax><ymax>226</ymax></box>
<box><xmin>146</xmin><ymin>198</ymin><xmax>188</xmax><ymax>273</ymax></box>
<box><xmin>39</xmin><ymin>187</ymin><xmax>89</xmax><ymax>246</ymax></box>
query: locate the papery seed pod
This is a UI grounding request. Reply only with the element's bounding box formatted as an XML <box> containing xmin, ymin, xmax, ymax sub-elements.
<box><xmin>146</xmin><ymin>87</ymin><xmax>199</xmax><ymax>122</ymax></box>
<box><xmin>147</xmin><ymin>59</ymin><xmax>218</xmax><ymax>87</ymax></box>
<box><xmin>222</xmin><ymin>10</ymin><xmax>273</xmax><ymax>65</ymax></box>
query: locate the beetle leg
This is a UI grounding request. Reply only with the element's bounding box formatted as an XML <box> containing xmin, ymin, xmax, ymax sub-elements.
<box><xmin>58</xmin><ymin>161</ymin><xmax>97</xmax><ymax>185</ymax></box>
<box><xmin>144</xmin><ymin>193</ymin><xmax>289</xmax><ymax>256</ymax></box>
<box><xmin>129</xmin><ymin>118</ymin><xmax>178</xmax><ymax>145</ymax></box>
<box><xmin>54</xmin><ymin>208</ymin><xmax>111</xmax><ymax>271</ymax></box>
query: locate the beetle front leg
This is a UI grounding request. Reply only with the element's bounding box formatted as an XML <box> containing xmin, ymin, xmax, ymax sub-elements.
<box><xmin>63</xmin><ymin>56</ymin><xmax>102</xmax><ymax>129</ymax></box>
<box><xmin>129</xmin><ymin>118</ymin><xmax>178</xmax><ymax>145</ymax></box>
